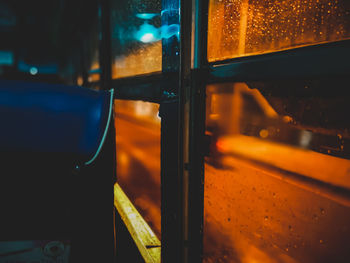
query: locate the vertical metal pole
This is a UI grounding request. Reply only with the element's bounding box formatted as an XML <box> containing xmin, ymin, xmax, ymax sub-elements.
<box><xmin>187</xmin><ymin>0</ymin><xmax>209</xmax><ymax>262</ymax></box>
<box><xmin>161</xmin><ymin>0</ymin><xmax>209</xmax><ymax>261</ymax></box>
<box><xmin>162</xmin><ymin>0</ymin><xmax>180</xmax><ymax>75</ymax></box>
<box><xmin>179</xmin><ymin>0</ymin><xmax>192</xmax><ymax>262</ymax></box>
<box><xmin>160</xmin><ymin>0</ymin><xmax>182</xmax><ymax>262</ymax></box>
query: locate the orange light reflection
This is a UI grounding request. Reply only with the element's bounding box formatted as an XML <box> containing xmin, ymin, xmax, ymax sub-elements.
<box><xmin>114</xmin><ymin>100</ymin><xmax>161</xmax><ymax>239</ymax></box>
<box><xmin>204</xmin><ymin>83</ymin><xmax>350</xmax><ymax>262</ymax></box>
<box><xmin>112</xmin><ymin>42</ymin><xmax>162</xmax><ymax>79</ymax></box>
<box><xmin>208</xmin><ymin>0</ymin><xmax>350</xmax><ymax>62</ymax></box>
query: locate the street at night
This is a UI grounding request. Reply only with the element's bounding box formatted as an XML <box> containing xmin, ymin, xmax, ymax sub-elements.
<box><xmin>114</xmin><ymin>102</ymin><xmax>161</xmax><ymax>239</ymax></box>
<box><xmin>115</xmin><ymin>94</ymin><xmax>350</xmax><ymax>263</ymax></box>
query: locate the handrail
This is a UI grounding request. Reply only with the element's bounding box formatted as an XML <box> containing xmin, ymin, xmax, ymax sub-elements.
<box><xmin>114</xmin><ymin>183</ymin><xmax>161</xmax><ymax>263</ymax></box>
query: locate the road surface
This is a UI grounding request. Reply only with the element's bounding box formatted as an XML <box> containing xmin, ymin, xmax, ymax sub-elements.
<box><xmin>115</xmin><ymin>114</ymin><xmax>161</xmax><ymax>239</ymax></box>
<box><xmin>114</xmin><ymin>112</ymin><xmax>350</xmax><ymax>263</ymax></box>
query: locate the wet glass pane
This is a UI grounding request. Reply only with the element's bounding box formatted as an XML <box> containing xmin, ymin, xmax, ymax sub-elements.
<box><xmin>110</xmin><ymin>0</ymin><xmax>162</xmax><ymax>78</ymax></box>
<box><xmin>204</xmin><ymin>79</ymin><xmax>350</xmax><ymax>263</ymax></box>
<box><xmin>114</xmin><ymin>100</ymin><xmax>161</xmax><ymax>239</ymax></box>
<box><xmin>208</xmin><ymin>0</ymin><xmax>350</xmax><ymax>62</ymax></box>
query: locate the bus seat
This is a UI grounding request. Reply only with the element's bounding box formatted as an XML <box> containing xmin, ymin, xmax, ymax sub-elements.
<box><xmin>0</xmin><ymin>80</ymin><xmax>116</xmax><ymax>263</ymax></box>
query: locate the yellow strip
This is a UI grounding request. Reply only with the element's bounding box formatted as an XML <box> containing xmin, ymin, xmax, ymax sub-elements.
<box><xmin>114</xmin><ymin>183</ymin><xmax>161</xmax><ymax>263</ymax></box>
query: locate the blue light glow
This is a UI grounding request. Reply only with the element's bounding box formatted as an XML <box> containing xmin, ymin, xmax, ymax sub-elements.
<box><xmin>18</xmin><ymin>61</ymin><xmax>57</xmax><ymax>74</ymax></box>
<box><xmin>132</xmin><ymin>9</ymin><xmax>180</xmax><ymax>43</ymax></box>
<box><xmin>160</xmin><ymin>24</ymin><xmax>180</xmax><ymax>40</ymax></box>
<box><xmin>0</xmin><ymin>51</ymin><xmax>13</xmax><ymax>65</ymax></box>
<box><xmin>134</xmin><ymin>22</ymin><xmax>180</xmax><ymax>43</ymax></box>
<box><xmin>140</xmin><ymin>33</ymin><xmax>157</xmax><ymax>43</ymax></box>
<box><xmin>30</xmin><ymin>67</ymin><xmax>38</xmax><ymax>75</ymax></box>
<box><xmin>136</xmin><ymin>13</ymin><xmax>158</xmax><ymax>20</ymax></box>
<box><xmin>160</xmin><ymin>8</ymin><xmax>180</xmax><ymax>16</ymax></box>
<box><xmin>134</xmin><ymin>22</ymin><xmax>160</xmax><ymax>43</ymax></box>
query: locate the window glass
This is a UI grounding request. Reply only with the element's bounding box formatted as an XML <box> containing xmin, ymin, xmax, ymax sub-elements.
<box><xmin>204</xmin><ymin>79</ymin><xmax>350</xmax><ymax>262</ymax></box>
<box><xmin>114</xmin><ymin>100</ymin><xmax>161</xmax><ymax>238</ymax></box>
<box><xmin>208</xmin><ymin>0</ymin><xmax>350</xmax><ymax>62</ymax></box>
<box><xmin>110</xmin><ymin>0</ymin><xmax>162</xmax><ymax>78</ymax></box>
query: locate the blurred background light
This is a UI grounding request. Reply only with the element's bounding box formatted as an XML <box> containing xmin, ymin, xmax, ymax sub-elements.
<box><xmin>29</xmin><ymin>67</ymin><xmax>38</xmax><ymax>75</ymax></box>
<box><xmin>0</xmin><ymin>51</ymin><xmax>14</xmax><ymax>66</ymax></box>
<box><xmin>134</xmin><ymin>22</ymin><xmax>160</xmax><ymax>43</ymax></box>
<box><xmin>136</xmin><ymin>13</ymin><xmax>158</xmax><ymax>20</ymax></box>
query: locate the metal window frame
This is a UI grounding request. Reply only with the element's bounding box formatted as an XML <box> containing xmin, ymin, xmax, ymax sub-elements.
<box><xmin>97</xmin><ymin>0</ymin><xmax>185</xmax><ymax>262</ymax></box>
<box><xmin>94</xmin><ymin>0</ymin><xmax>350</xmax><ymax>262</ymax></box>
<box><xmin>95</xmin><ymin>0</ymin><xmax>206</xmax><ymax>262</ymax></box>
<box><xmin>208</xmin><ymin>39</ymin><xmax>350</xmax><ymax>82</ymax></box>
<box><xmin>193</xmin><ymin>2</ymin><xmax>350</xmax><ymax>263</ymax></box>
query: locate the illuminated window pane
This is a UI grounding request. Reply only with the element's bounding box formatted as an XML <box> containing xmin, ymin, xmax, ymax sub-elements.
<box><xmin>114</xmin><ymin>100</ymin><xmax>161</xmax><ymax>239</ymax></box>
<box><xmin>204</xmin><ymin>79</ymin><xmax>350</xmax><ymax>262</ymax></box>
<box><xmin>110</xmin><ymin>0</ymin><xmax>162</xmax><ymax>78</ymax></box>
<box><xmin>208</xmin><ymin>0</ymin><xmax>350</xmax><ymax>62</ymax></box>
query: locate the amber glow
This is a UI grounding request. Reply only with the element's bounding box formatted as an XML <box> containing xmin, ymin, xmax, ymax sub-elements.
<box><xmin>114</xmin><ymin>100</ymin><xmax>161</xmax><ymax>238</ymax></box>
<box><xmin>115</xmin><ymin>100</ymin><xmax>161</xmax><ymax>126</ymax></box>
<box><xmin>112</xmin><ymin>42</ymin><xmax>162</xmax><ymax>79</ymax></box>
<box><xmin>204</xmin><ymin>152</ymin><xmax>350</xmax><ymax>262</ymax></box>
<box><xmin>89</xmin><ymin>61</ymin><xmax>100</xmax><ymax>81</ymax></box>
<box><xmin>77</xmin><ymin>75</ymin><xmax>83</xmax><ymax>86</ymax></box>
<box><xmin>204</xmin><ymin>83</ymin><xmax>350</xmax><ymax>262</ymax></box>
<box><xmin>217</xmin><ymin>134</ymin><xmax>350</xmax><ymax>190</ymax></box>
<box><xmin>208</xmin><ymin>0</ymin><xmax>350</xmax><ymax>61</ymax></box>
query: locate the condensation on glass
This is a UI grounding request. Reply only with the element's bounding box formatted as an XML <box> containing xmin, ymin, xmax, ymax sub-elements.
<box><xmin>110</xmin><ymin>0</ymin><xmax>162</xmax><ymax>78</ymax></box>
<box><xmin>203</xmin><ymin>79</ymin><xmax>350</xmax><ymax>262</ymax></box>
<box><xmin>208</xmin><ymin>0</ymin><xmax>350</xmax><ymax>61</ymax></box>
<box><xmin>114</xmin><ymin>99</ymin><xmax>161</xmax><ymax>239</ymax></box>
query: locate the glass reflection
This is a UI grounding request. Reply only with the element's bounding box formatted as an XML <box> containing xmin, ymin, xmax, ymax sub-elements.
<box><xmin>208</xmin><ymin>0</ymin><xmax>350</xmax><ymax>62</ymax></box>
<box><xmin>114</xmin><ymin>100</ymin><xmax>161</xmax><ymax>239</ymax></box>
<box><xmin>204</xmin><ymin>80</ymin><xmax>350</xmax><ymax>263</ymax></box>
<box><xmin>110</xmin><ymin>0</ymin><xmax>162</xmax><ymax>78</ymax></box>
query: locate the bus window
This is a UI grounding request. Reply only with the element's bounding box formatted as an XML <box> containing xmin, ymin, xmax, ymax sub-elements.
<box><xmin>208</xmin><ymin>0</ymin><xmax>350</xmax><ymax>62</ymax></box>
<box><xmin>114</xmin><ymin>99</ymin><xmax>161</xmax><ymax>239</ymax></box>
<box><xmin>204</xmin><ymin>79</ymin><xmax>350</xmax><ymax>263</ymax></box>
<box><xmin>110</xmin><ymin>0</ymin><xmax>162</xmax><ymax>78</ymax></box>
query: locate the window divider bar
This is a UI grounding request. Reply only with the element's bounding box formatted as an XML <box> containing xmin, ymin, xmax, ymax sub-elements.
<box><xmin>185</xmin><ymin>0</ymin><xmax>209</xmax><ymax>262</ymax></box>
<box><xmin>209</xmin><ymin>39</ymin><xmax>350</xmax><ymax>82</ymax></box>
<box><xmin>111</xmin><ymin>72</ymin><xmax>178</xmax><ymax>103</ymax></box>
<box><xmin>160</xmin><ymin>0</ymin><xmax>182</xmax><ymax>262</ymax></box>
